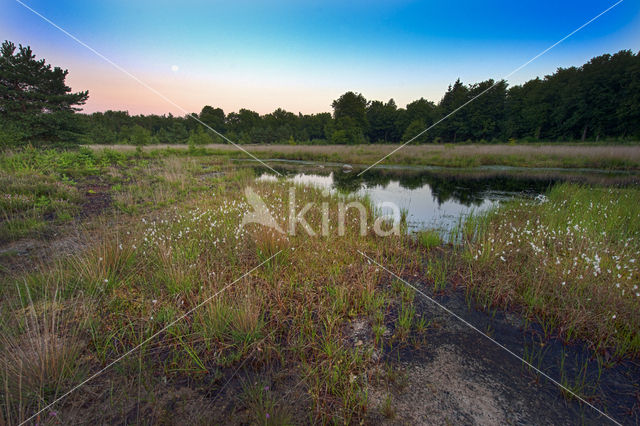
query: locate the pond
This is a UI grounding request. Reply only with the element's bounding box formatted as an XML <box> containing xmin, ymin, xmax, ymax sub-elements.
<box><xmin>247</xmin><ymin>159</ymin><xmax>639</xmax><ymax>234</ymax></box>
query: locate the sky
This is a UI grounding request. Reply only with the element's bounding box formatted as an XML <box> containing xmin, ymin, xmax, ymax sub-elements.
<box><xmin>2</xmin><ymin>0</ymin><xmax>639</xmax><ymax>116</ymax></box>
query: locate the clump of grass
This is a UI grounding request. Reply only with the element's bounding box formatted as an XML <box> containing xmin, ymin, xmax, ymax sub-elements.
<box><xmin>380</xmin><ymin>393</ymin><xmax>396</xmax><ymax>419</ymax></box>
<box><xmin>197</xmin><ymin>297</ymin><xmax>232</xmax><ymax>342</ymax></box>
<box><xmin>399</xmin><ymin>207</ymin><xmax>409</xmax><ymax>232</ymax></box>
<box><xmin>425</xmin><ymin>257</ymin><xmax>449</xmax><ymax>292</ymax></box>
<box><xmin>241</xmin><ymin>380</ymin><xmax>292</xmax><ymax>425</ymax></box>
<box><xmin>252</xmin><ymin>227</ymin><xmax>290</xmax><ymax>270</ymax></box>
<box><xmin>71</xmin><ymin>226</ymin><xmax>139</xmax><ymax>293</ymax></box>
<box><xmin>195</xmin><ymin>291</ymin><xmax>265</xmax><ymax>364</ymax></box>
<box><xmin>229</xmin><ymin>291</ymin><xmax>265</xmax><ymax>345</ymax></box>
<box><xmin>558</xmin><ymin>351</ymin><xmax>600</xmax><ymax>402</ymax></box>
<box><xmin>416</xmin><ymin>229</ymin><xmax>441</xmax><ymax>250</ymax></box>
<box><xmin>395</xmin><ymin>301</ymin><xmax>415</xmax><ymax>341</ymax></box>
<box><xmin>0</xmin><ymin>286</ymin><xmax>88</xmax><ymax>424</ymax></box>
<box><xmin>464</xmin><ymin>183</ymin><xmax>640</xmax><ymax>357</ymax></box>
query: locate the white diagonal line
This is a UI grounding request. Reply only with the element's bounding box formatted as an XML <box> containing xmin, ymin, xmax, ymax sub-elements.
<box><xmin>357</xmin><ymin>0</ymin><xmax>624</xmax><ymax>176</ymax></box>
<box><xmin>357</xmin><ymin>250</ymin><xmax>621</xmax><ymax>426</ymax></box>
<box><xmin>14</xmin><ymin>0</ymin><xmax>282</xmax><ymax>176</ymax></box>
<box><xmin>20</xmin><ymin>249</ymin><xmax>284</xmax><ymax>425</ymax></box>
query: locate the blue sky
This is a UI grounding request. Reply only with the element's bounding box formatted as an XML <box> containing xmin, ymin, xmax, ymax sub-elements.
<box><xmin>3</xmin><ymin>0</ymin><xmax>639</xmax><ymax>114</ymax></box>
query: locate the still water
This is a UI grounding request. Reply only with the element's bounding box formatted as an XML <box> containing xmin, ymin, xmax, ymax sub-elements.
<box><xmin>253</xmin><ymin>164</ymin><xmax>561</xmax><ymax>233</ymax></box>
<box><xmin>249</xmin><ymin>159</ymin><xmax>638</xmax><ymax>233</ymax></box>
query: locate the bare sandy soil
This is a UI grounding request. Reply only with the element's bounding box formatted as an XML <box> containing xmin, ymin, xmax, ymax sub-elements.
<box><xmin>364</xmin><ymin>277</ymin><xmax>639</xmax><ymax>425</ymax></box>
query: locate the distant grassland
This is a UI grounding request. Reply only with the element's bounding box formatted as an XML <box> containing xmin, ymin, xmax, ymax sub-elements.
<box><xmin>86</xmin><ymin>143</ymin><xmax>640</xmax><ymax>170</ymax></box>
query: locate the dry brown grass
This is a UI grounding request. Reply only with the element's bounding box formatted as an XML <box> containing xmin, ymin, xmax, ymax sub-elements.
<box><xmin>86</xmin><ymin>143</ymin><xmax>640</xmax><ymax>159</ymax></box>
<box><xmin>222</xmin><ymin>143</ymin><xmax>640</xmax><ymax>161</ymax></box>
<box><xmin>86</xmin><ymin>143</ymin><xmax>640</xmax><ymax>170</ymax></box>
<box><xmin>1</xmin><ymin>291</ymin><xmax>88</xmax><ymax>424</ymax></box>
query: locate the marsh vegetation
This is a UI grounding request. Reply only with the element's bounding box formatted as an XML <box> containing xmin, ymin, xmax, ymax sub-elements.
<box><xmin>0</xmin><ymin>147</ymin><xmax>638</xmax><ymax>424</ymax></box>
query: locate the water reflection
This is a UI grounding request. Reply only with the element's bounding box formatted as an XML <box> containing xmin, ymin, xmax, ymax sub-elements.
<box><xmin>330</xmin><ymin>168</ymin><xmax>553</xmax><ymax>206</ymax></box>
<box><xmin>254</xmin><ymin>165</ymin><xmax>557</xmax><ymax>232</ymax></box>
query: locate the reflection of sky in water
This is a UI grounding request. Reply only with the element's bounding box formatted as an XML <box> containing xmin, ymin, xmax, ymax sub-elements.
<box><xmin>357</xmin><ymin>181</ymin><xmax>497</xmax><ymax>232</ymax></box>
<box><xmin>257</xmin><ymin>172</ymin><xmax>502</xmax><ymax>233</ymax></box>
<box><xmin>289</xmin><ymin>173</ymin><xmax>334</xmax><ymax>189</ymax></box>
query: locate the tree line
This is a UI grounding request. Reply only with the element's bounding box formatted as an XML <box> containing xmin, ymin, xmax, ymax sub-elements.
<box><xmin>1</xmin><ymin>39</ymin><xmax>638</xmax><ymax>146</ymax></box>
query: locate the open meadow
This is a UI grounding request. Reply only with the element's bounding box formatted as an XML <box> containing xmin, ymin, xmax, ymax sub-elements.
<box><xmin>86</xmin><ymin>143</ymin><xmax>640</xmax><ymax>171</ymax></box>
<box><xmin>1</xmin><ymin>147</ymin><xmax>639</xmax><ymax>424</ymax></box>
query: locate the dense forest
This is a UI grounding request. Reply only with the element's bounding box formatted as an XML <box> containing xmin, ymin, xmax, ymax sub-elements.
<box><xmin>1</xmin><ymin>40</ymin><xmax>639</xmax><ymax>146</ymax></box>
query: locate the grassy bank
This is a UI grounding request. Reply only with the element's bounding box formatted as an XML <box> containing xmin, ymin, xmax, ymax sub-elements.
<box><xmin>462</xmin><ymin>183</ymin><xmax>640</xmax><ymax>358</ymax></box>
<box><xmin>86</xmin><ymin>143</ymin><xmax>640</xmax><ymax>171</ymax></box>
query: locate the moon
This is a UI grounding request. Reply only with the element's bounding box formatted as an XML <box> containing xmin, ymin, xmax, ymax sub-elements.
<box><xmin>171</xmin><ymin>65</ymin><xmax>179</xmax><ymax>72</ymax></box>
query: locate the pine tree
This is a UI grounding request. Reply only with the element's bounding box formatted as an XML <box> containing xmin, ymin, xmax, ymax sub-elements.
<box><xmin>0</xmin><ymin>40</ymin><xmax>89</xmax><ymax>143</ymax></box>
